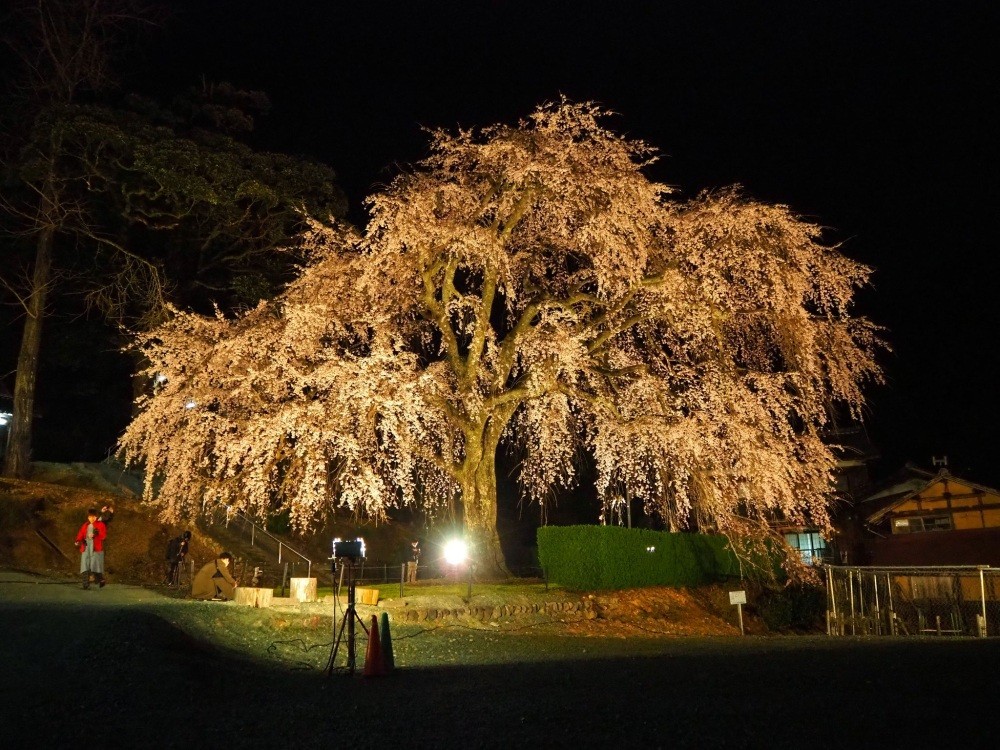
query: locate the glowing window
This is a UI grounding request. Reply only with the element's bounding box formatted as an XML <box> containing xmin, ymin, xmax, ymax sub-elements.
<box><xmin>892</xmin><ymin>515</ymin><xmax>953</xmax><ymax>534</ymax></box>
<box><xmin>783</xmin><ymin>531</ymin><xmax>828</xmax><ymax>564</ymax></box>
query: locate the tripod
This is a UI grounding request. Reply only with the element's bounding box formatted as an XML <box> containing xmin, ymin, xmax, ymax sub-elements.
<box><xmin>325</xmin><ymin>559</ymin><xmax>369</xmax><ymax>676</ymax></box>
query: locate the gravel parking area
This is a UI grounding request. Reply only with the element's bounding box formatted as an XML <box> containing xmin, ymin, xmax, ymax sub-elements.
<box><xmin>3</xmin><ymin>569</ymin><xmax>999</xmax><ymax>748</ymax></box>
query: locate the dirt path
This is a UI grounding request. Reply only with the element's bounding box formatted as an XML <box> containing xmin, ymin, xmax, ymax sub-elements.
<box><xmin>0</xmin><ymin>569</ymin><xmax>165</xmax><ymax>605</ymax></box>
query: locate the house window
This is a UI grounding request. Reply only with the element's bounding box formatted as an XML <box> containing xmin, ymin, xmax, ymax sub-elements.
<box><xmin>892</xmin><ymin>515</ymin><xmax>953</xmax><ymax>534</ymax></box>
<box><xmin>783</xmin><ymin>531</ymin><xmax>828</xmax><ymax>564</ymax></box>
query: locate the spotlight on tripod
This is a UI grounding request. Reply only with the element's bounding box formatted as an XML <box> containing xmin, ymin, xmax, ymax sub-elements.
<box><xmin>325</xmin><ymin>538</ymin><xmax>367</xmax><ymax>676</ymax></box>
<box><xmin>332</xmin><ymin>537</ymin><xmax>366</xmax><ymax>563</ymax></box>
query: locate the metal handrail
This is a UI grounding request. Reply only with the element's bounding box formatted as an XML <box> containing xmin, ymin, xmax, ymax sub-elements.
<box><xmin>227</xmin><ymin>510</ymin><xmax>313</xmax><ymax>579</ymax></box>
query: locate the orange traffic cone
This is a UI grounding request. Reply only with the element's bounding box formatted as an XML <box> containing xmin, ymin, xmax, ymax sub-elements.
<box><xmin>363</xmin><ymin>615</ymin><xmax>386</xmax><ymax>677</ymax></box>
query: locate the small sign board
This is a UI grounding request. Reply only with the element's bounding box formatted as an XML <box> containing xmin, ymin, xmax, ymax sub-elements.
<box><xmin>728</xmin><ymin>590</ymin><xmax>747</xmax><ymax>605</ymax></box>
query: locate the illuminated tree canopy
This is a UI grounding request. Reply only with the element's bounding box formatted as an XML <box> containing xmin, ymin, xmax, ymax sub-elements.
<box><xmin>120</xmin><ymin>101</ymin><xmax>881</xmax><ymax>575</ymax></box>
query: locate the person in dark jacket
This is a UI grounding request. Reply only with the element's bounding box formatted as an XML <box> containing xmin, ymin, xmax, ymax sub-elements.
<box><xmin>165</xmin><ymin>530</ymin><xmax>192</xmax><ymax>586</ymax></box>
<box><xmin>191</xmin><ymin>552</ymin><xmax>237</xmax><ymax>600</ymax></box>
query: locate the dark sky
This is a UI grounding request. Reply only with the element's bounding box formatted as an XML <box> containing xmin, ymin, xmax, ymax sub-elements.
<box><xmin>10</xmin><ymin>2</ymin><xmax>999</xmax><ymax>486</ymax></box>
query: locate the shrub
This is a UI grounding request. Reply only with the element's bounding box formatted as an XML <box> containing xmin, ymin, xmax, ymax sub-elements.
<box><xmin>537</xmin><ymin>525</ymin><xmax>744</xmax><ymax>590</ymax></box>
<box><xmin>757</xmin><ymin>583</ymin><xmax>826</xmax><ymax>631</ymax></box>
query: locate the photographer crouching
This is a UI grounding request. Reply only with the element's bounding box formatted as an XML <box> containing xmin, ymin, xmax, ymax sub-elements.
<box><xmin>191</xmin><ymin>551</ymin><xmax>238</xmax><ymax>600</ymax></box>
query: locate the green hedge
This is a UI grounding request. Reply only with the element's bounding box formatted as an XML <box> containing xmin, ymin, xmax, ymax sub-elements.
<box><xmin>537</xmin><ymin>525</ymin><xmax>744</xmax><ymax>590</ymax></box>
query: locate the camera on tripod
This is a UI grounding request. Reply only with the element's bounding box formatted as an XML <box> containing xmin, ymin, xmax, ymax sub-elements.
<box><xmin>326</xmin><ymin>537</ymin><xmax>368</xmax><ymax>677</ymax></box>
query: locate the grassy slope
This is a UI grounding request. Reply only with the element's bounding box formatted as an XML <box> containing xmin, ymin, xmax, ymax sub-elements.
<box><xmin>0</xmin><ymin>465</ymin><xmax>769</xmax><ymax>639</ymax></box>
<box><xmin>0</xmin><ymin>466</ymin><xmax>419</xmax><ymax>588</ymax></box>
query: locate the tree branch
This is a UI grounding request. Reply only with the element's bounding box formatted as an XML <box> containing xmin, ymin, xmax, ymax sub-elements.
<box><xmin>462</xmin><ymin>266</ymin><xmax>497</xmax><ymax>386</ymax></box>
<box><xmin>421</xmin><ymin>256</ymin><xmax>465</xmax><ymax>377</ymax></box>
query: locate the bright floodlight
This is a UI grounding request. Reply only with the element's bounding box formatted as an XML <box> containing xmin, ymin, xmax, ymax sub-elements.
<box><xmin>443</xmin><ymin>539</ymin><xmax>468</xmax><ymax>565</ymax></box>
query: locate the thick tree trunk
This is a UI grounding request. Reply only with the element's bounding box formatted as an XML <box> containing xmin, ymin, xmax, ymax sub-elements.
<box><xmin>465</xmin><ymin>457</ymin><xmax>510</xmax><ymax>578</ymax></box>
<box><xmin>462</xmin><ymin>423</ymin><xmax>511</xmax><ymax>579</ymax></box>
<box><xmin>3</xmin><ymin>225</ymin><xmax>54</xmax><ymax>478</ymax></box>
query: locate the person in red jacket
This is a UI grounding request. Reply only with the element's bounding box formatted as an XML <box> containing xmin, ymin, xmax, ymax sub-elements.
<box><xmin>75</xmin><ymin>508</ymin><xmax>107</xmax><ymax>589</ymax></box>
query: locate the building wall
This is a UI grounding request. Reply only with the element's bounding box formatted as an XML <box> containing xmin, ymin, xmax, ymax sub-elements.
<box><xmin>868</xmin><ymin>527</ymin><xmax>1000</xmax><ymax>567</ymax></box>
<box><xmin>885</xmin><ymin>479</ymin><xmax>1000</xmax><ymax>534</ymax></box>
<box><xmin>890</xmin><ymin>573</ymin><xmax>1000</xmax><ymax>603</ymax></box>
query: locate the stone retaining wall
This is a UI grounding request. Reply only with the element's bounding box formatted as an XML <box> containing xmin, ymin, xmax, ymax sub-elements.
<box><xmin>390</xmin><ymin>598</ymin><xmax>598</xmax><ymax>623</ymax></box>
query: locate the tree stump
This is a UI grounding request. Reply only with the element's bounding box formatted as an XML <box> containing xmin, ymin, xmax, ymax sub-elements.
<box><xmin>234</xmin><ymin>587</ymin><xmax>273</xmax><ymax>608</ymax></box>
<box><xmin>290</xmin><ymin>577</ymin><xmax>318</xmax><ymax>603</ymax></box>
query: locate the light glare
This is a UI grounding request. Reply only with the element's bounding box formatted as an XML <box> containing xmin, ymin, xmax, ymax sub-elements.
<box><xmin>443</xmin><ymin>539</ymin><xmax>468</xmax><ymax>565</ymax></box>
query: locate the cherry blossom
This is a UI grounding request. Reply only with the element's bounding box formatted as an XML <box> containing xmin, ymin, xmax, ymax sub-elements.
<box><xmin>120</xmin><ymin>101</ymin><xmax>881</xmax><ymax>576</ymax></box>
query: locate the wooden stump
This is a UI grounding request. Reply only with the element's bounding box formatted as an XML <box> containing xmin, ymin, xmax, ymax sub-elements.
<box><xmin>234</xmin><ymin>587</ymin><xmax>273</xmax><ymax>608</ymax></box>
<box><xmin>290</xmin><ymin>577</ymin><xmax>318</xmax><ymax>603</ymax></box>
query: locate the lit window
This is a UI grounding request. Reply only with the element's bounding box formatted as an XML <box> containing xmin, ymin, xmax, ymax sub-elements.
<box><xmin>892</xmin><ymin>515</ymin><xmax>952</xmax><ymax>534</ymax></box>
<box><xmin>783</xmin><ymin>531</ymin><xmax>828</xmax><ymax>564</ymax></box>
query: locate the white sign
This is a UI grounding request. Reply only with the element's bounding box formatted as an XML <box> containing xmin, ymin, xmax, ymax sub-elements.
<box><xmin>729</xmin><ymin>590</ymin><xmax>747</xmax><ymax>605</ymax></box>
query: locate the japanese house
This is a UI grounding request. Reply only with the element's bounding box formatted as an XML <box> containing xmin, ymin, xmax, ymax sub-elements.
<box><xmin>859</xmin><ymin>465</ymin><xmax>1000</xmax><ymax>567</ymax></box>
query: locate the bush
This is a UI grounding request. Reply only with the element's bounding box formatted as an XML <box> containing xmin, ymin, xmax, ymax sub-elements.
<box><xmin>757</xmin><ymin>584</ymin><xmax>826</xmax><ymax>631</ymax></box>
<box><xmin>537</xmin><ymin>525</ymin><xmax>744</xmax><ymax>590</ymax></box>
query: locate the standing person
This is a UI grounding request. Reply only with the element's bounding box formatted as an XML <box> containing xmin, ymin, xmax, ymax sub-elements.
<box><xmin>98</xmin><ymin>504</ymin><xmax>115</xmax><ymax>569</ymax></box>
<box><xmin>75</xmin><ymin>508</ymin><xmax>107</xmax><ymax>589</ymax></box>
<box><xmin>407</xmin><ymin>540</ymin><xmax>421</xmax><ymax>583</ymax></box>
<box><xmin>191</xmin><ymin>552</ymin><xmax>238</xmax><ymax>600</ymax></box>
<box><xmin>164</xmin><ymin>530</ymin><xmax>192</xmax><ymax>586</ymax></box>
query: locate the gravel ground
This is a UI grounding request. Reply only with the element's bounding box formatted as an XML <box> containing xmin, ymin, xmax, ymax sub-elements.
<box><xmin>3</xmin><ymin>568</ymin><xmax>1000</xmax><ymax>749</ymax></box>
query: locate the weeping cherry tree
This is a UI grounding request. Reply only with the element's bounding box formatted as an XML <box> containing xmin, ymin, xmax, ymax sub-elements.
<box><xmin>119</xmin><ymin>101</ymin><xmax>881</xmax><ymax>576</ymax></box>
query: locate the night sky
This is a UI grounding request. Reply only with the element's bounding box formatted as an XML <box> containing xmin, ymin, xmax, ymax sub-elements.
<box><xmin>6</xmin><ymin>2</ymin><xmax>997</xmax><ymax>486</ymax></box>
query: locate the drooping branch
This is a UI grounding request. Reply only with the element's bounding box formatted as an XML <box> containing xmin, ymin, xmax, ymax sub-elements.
<box><xmin>118</xmin><ymin>101</ymin><xmax>881</xmax><ymax>579</ymax></box>
<box><xmin>73</xmin><ymin>227</ymin><xmax>169</xmax><ymax>324</ymax></box>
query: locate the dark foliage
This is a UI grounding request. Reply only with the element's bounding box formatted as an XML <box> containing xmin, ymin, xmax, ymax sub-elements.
<box><xmin>756</xmin><ymin>583</ymin><xmax>827</xmax><ymax>632</ymax></box>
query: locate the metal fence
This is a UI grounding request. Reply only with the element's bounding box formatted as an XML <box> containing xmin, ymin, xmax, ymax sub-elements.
<box><xmin>350</xmin><ymin>561</ymin><xmax>544</xmax><ymax>585</ymax></box>
<box><xmin>352</xmin><ymin>561</ymin><xmax>407</xmax><ymax>587</ymax></box>
<box><xmin>225</xmin><ymin>510</ymin><xmax>314</xmax><ymax>579</ymax></box>
<box><xmin>825</xmin><ymin>565</ymin><xmax>1000</xmax><ymax>637</ymax></box>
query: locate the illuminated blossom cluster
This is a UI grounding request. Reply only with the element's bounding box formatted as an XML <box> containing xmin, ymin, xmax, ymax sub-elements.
<box><xmin>120</xmin><ymin>101</ymin><xmax>881</xmax><ymax>574</ymax></box>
